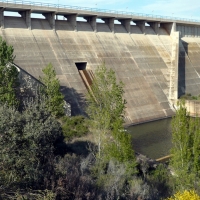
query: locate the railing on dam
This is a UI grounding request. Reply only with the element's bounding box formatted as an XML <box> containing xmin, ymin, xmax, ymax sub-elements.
<box><xmin>0</xmin><ymin>0</ymin><xmax>200</xmax><ymax>24</ymax></box>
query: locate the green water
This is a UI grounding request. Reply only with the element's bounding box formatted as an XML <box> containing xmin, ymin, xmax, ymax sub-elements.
<box><xmin>127</xmin><ymin>118</ymin><xmax>172</xmax><ymax>159</ymax></box>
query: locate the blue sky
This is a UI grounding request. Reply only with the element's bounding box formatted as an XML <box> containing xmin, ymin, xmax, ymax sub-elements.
<box><xmin>35</xmin><ymin>0</ymin><xmax>200</xmax><ymax>20</ymax></box>
<box><xmin>5</xmin><ymin>0</ymin><xmax>200</xmax><ymax>21</ymax></box>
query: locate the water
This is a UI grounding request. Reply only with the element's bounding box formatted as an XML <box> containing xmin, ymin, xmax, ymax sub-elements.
<box><xmin>127</xmin><ymin>118</ymin><xmax>172</xmax><ymax>159</ymax></box>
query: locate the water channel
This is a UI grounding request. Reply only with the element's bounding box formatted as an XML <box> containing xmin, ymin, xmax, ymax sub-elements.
<box><xmin>127</xmin><ymin>118</ymin><xmax>172</xmax><ymax>160</ymax></box>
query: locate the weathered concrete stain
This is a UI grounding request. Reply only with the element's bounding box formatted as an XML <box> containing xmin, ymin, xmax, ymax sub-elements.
<box><xmin>0</xmin><ymin>5</ymin><xmax>199</xmax><ymax>125</ymax></box>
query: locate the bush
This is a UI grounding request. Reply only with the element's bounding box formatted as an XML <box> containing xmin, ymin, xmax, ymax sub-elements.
<box><xmin>167</xmin><ymin>190</ymin><xmax>200</xmax><ymax>200</ymax></box>
<box><xmin>0</xmin><ymin>97</ymin><xmax>62</xmax><ymax>190</ymax></box>
<box><xmin>40</xmin><ymin>63</ymin><xmax>65</xmax><ymax>118</ymax></box>
<box><xmin>61</xmin><ymin>115</ymin><xmax>88</xmax><ymax>141</ymax></box>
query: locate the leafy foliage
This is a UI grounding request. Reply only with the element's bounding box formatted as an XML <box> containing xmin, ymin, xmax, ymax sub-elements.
<box><xmin>170</xmin><ymin>100</ymin><xmax>200</xmax><ymax>190</ymax></box>
<box><xmin>86</xmin><ymin>64</ymin><xmax>137</xmax><ymax>177</ymax></box>
<box><xmin>0</xmin><ymin>98</ymin><xmax>62</xmax><ymax>190</ymax></box>
<box><xmin>180</xmin><ymin>93</ymin><xmax>200</xmax><ymax>100</ymax></box>
<box><xmin>0</xmin><ymin>36</ymin><xmax>15</xmax><ymax>66</ymax></box>
<box><xmin>61</xmin><ymin>115</ymin><xmax>89</xmax><ymax>141</ymax></box>
<box><xmin>0</xmin><ymin>36</ymin><xmax>18</xmax><ymax>107</ymax></box>
<box><xmin>167</xmin><ymin>190</ymin><xmax>200</xmax><ymax>200</ymax></box>
<box><xmin>40</xmin><ymin>63</ymin><xmax>64</xmax><ymax>117</ymax></box>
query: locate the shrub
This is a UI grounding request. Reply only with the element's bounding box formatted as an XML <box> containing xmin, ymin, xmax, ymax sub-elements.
<box><xmin>61</xmin><ymin>115</ymin><xmax>88</xmax><ymax>141</ymax></box>
<box><xmin>167</xmin><ymin>190</ymin><xmax>200</xmax><ymax>200</ymax></box>
<box><xmin>0</xmin><ymin>97</ymin><xmax>62</xmax><ymax>190</ymax></box>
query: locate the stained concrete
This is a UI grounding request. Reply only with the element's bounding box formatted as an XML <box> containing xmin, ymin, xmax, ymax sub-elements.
<box><xmin>1</xmin><ymin>15</ymin><xmax>200</xmax><ymax>125</ymax></box>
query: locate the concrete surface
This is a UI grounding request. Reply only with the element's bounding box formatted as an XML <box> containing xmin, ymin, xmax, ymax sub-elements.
<box><xmin>1</xmin><ymin>11</ymin><xmax>200</xmax><ymax>125</ymax></box>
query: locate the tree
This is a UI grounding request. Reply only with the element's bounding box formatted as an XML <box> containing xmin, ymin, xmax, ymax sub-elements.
<box><xmin>0</xmin><ymin>36</ymin><xmax>15</xmax><ymax>66</ymax></box>
<box><xmin>61</xmin><ymin>115</ymin><xmax>89</xmax><ymax>141</ymax></box>
<box><xmin>0</xmin><ymin>36</ymin><xmax>18</xmax><ymax>107</ymax></box>
<box><xmin>40</xmin><ymin>63</ymin><xmax>64</xmax><ymax>117</ymax></box>
<box><xmin>0</xmin><ymin>97</ymin><xmax>62</xmax><ymax>190</ymax></box>
<box><xmin>86</xmin><ymin>64</ymin><xmax>137</xmax><ymax>176</ymax></box>
<box><xmin>170</xmin><ymin>100</ymin><xmax>200</xmax><ymax>191</ymax></box>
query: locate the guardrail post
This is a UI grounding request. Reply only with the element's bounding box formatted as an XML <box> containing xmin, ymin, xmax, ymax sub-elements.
<box><xmin>84</xmin><ymin>16</ymin><xmax>97</xmax><ymax>32</ymax></box>
<box><xmin>118</xmin><ymin>19</ymin><xmax>131</xmax><ymax>33</ymax></box>
<box><xmin>102</xmin><ymin>17</ymin><xmax>115</xmax><ymax>33</ymax></box>
<box><xmin>134</xmin><ymin>20</ymin><xmax>146</xmax><ymax>34</ymax></box>
<box><xmin>19</xmin><ymin>10</ymin><xmax>31</xmax><ymax>30</ymax></box>
<box><xmin>64</xmin><ymin>14</ymin><xmax>77</xmax><ymax>31</ymax></box>
<box><xmin>0</xmin><ymin>8</ymin><xmax>4</xmax><ymax>29</ymax></box>
<box><xmin>42</xmin><ymin>12</ymin><xmax>56</xmax><ymax>30</ymax></box>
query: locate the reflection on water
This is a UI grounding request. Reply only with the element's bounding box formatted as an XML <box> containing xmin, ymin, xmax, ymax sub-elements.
<box><xmin>127</xmin><ymin>118</ymin><xmax>172</xmax><ymax>159</ymax></box>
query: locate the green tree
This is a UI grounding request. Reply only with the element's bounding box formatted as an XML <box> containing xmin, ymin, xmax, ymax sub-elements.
<box><xmin>40</xmin><ymin>63</ymin><xmax>64</xmax><ymax>117</ymax></box>
<box><xmin>0</xmin><ymin>97</ymin><xmax>62</xmax><ymax>190</ymax></box>
<box><xmin>87</xmin><ymin>64</ymin><xmax>136</xmax><ymax>175</ymax></box>
<box><xmin>0</xmin><ymin>36</ymin><xmax>15</xmax><ymax>66</ymax></box>
<box><xmin>0</xmin><ymin>36</ymin><xmax>18</xmax><ymax>107</ymax></box>
<box><xmin>61</xmin><ymin>115</ymin><xmax>89</xmax><ymax>141</ymax></box>
<box><xmin>170</xmin><ymin>100</ymin><xmax>200</xmax><ymax>191</ymax></box>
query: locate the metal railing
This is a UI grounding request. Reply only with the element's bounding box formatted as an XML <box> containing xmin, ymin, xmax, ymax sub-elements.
<box><xmin>0</xmin><ymin>0</ymin><xmax>200</xmax><ymax>23</ymax></box>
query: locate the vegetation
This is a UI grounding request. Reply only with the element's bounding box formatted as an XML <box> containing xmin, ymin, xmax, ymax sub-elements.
<box><xmin>167</xmin><ymin>190</ymin><xmax>200</xmax><ymax>200</ymax></box>
<box><xmin>86</xmin><ymin>64</ymin><xmax>137</xmax><ymax>178</ymax></box>
<box><xmin>40</xmin><ymin>63</ymin><xmax>65</xmax><ymax>118</ymax></box>
<box><xmin>0</xmin><ymin>36</ymin><xmax>18</xmax><ymax>107</ymax></box>
<box><xmin>0</xmin><ymin>98</ymin><xmax>62</xmax><ymax>190</ymax></box>
<box><xmin>180</xmin><ymin>93</ymin><xmax>200</xmax><ymax>100</ymax></box>
<box><xmin>0</xmin><ymin>36</ymin><xmax>15</xmax><ymax>66</ymax></box>
<box><xmin>170</xmin><ymin>100</ymin><xmax>200</xmax><ymax>191</ymax></box>
<box><xmin>61</xmin><ymin>115</ymin><xmax>89</xmax><ymax>141</ymax></box>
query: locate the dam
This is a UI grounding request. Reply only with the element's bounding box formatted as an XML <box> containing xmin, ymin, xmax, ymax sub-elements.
<box><xmin>1</xmin><ymin>1</ymin><xmax>200</xmax><ymax>125</ymax></box>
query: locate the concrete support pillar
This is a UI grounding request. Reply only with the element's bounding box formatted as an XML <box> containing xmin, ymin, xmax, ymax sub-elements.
<box><xmin>195</xmin><ymin>26</ymin><xmax>198</xmax><ymax>37</ymax></box>
<box><xmin>19</xmin><ymin>10</ymin><xmax>31</xmax><ymax>30</ymax></box>
<box><xmin>172</xmin><ymin>22</ymin><xmax>176</xmax><ymax>32</ymax></box>
<box><xmin>172</xmin><ymin>32</ymin><xmax>179</xmax><ymax>99</ymax></box>
<box><xmin>0</xmin><ymin>8</ymin><xmax>4</xmax><ymax>29</ymax></box>
<box><xmin>118</xmin><ymin>19</ymin><xmax>131</xmax><ymax>33</ymax></box>
<box><xmin>42</xmin><ymin>12</ymin><xmax>56</xmax><ymax>30</ymax></box>
<box><xmin>64</xmin><ymin>14</ymin><xmax>77</xmax><ymax>31</ymax></box>
<box><xmin>160</xmin><ymin>22</ymin><xmax>176</xmax><ymax>35</ymax></box>
<box><xmin>84</xmin><ymin>16</ymin><xmax>97</xmax><ymax>32</ymax></box>
<box><xmin>148</xmin><ymin>22</ymin><xmax>159</xmax><ymax>35</ymax></box>
<box><xmin>102</xmin><ymin>17</ymin><xmax>115</xmax><ymax>33</ymax></box>
<box><xmin>164</xmin><ymin>22</ymin><xmax>179</xmax><ymax>100</ymax></box>
<box><xmin>134</xmin><ymin>21</ymin><xmax>145</xmax><ymax>34</ymax></box>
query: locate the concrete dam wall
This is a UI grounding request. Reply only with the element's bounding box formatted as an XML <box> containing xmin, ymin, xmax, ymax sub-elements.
<box><xmin>1</xmin><ymin>2</ymin><xmax>200</xmax><ymax>125</ymax></box>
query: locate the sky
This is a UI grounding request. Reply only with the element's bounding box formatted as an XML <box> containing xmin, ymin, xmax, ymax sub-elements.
<box><xmin>35</xmin><ymin>0</ymin><xmax>200</xmax><ymax>20</ymax></box>
<box><xmin>5</xmin><ymin>0</ymin><xmax>200</xmax><ymax>21</ymax></box>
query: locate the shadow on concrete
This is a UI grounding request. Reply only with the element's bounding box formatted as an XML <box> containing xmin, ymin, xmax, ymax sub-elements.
<box><xmin>4</xmin><ymin>16</ymin><xmax>28</xmax><ymax>29</ymax></box>
<box><xmin>61</xmin><ymin>86</ymin><xmax>87</xmax><ymax>116</ymax></box>
<box><xmin>97</xmin><ymin>23</ymin><xmax>112</xmax><ymax>33</ymax></box>
<box><xmin>114</xmin><ymin>24</ymin><xmax>128</xmax><ymax>34</ymax></box>
<box><xmin>178</xmin><ymin>40</ymin><xmax>187</xmax><ymax>97</ymax></box>
<box><xmin>15</xmin><ymin>63</ymin><xmax>87</xmax><ymax>116</ymax></box>
<box><xmin>130</xmin><ymin>25</ymin><xmax>143</xmax><ymax>35</ymax></box>
<box><xmin>31</xmin><ymin>19</ymin><xmax>52</xmax><ymax>30</ymax></box>
<box><xmin>55</xmin><ymin>20</ymin><xmax>75</xmax><ymax>31</ymax></box>
<box><xmin>77</xmin><ymin>22</ymin><xmax>94</xmax><ymax>32</ymax></box>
